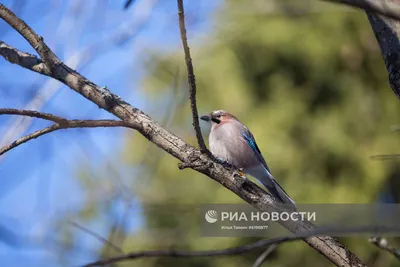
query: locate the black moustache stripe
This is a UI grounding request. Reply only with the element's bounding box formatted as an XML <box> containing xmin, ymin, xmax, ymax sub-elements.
<box><xmin>211</xmin><ymin>118</ymin><xmax>221</xmax><ymax>124</ymax></box>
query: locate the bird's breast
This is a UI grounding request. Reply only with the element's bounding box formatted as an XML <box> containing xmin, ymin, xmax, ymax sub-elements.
<box><xmin>209</xmin><ymin>124</ymin><xmax>258</xmax><ymax>168</ymax></box>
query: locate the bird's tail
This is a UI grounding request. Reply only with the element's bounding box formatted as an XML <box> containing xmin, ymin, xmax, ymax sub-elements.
<box><xmin>262</xmin><ymin>172</ymin><xmax>296</xmax><ymax>208</ymax></box>
<box><xmin>246</xmin><ymin>165</ymin><xmax>296</xmax><ymax>208</ymax></box>
<box><xmin>267</xmin><ymin>179</ymin><xmax>296</xmax><ymax>206</ymax></box>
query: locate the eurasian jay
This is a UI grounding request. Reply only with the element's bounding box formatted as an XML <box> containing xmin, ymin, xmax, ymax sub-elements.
<box><xmin>201</xmin><ymin>110</ymin><xmax>295</xmax><ymax>205</ymax></box>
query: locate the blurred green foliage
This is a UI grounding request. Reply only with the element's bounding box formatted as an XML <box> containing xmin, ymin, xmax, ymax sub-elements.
<box><xmin>75</xmin><ymin>1</ymin><xmax>400</xmax><ymax>266</ymax></box>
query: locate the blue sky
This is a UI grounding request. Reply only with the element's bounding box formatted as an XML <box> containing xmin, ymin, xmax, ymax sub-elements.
<box><xmin>0</xmin><ymin>0</ymin><xmax>221</xmax><ymax>266</ymax></box>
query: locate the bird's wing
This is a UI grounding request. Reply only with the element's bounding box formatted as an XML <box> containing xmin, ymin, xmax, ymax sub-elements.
<box><xmin>241</xmin><ymin>127</ymin><xmax>272</xmax><ymax>173</ymax></box>
<box><xmin>241</xmin><ymin>127</ymin><xmax>295</xmax><ymax>205</ymax></box>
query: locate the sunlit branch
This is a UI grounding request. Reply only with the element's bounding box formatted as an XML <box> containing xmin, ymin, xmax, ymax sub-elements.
<box><xmin>176</xmin><ymin>0</ymin><xmax>209</xmax><ymax>154</ymax></box>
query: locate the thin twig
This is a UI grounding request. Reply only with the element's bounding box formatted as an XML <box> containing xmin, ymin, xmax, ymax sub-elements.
<box><xmin>0</xmin><ymin>109</ymin><xmax>132</xmax><ymax>156</ymax></box>
<box><xmin>323</xmin><ymin>0</ymin><xmax>400</xmax><ymax>21</ymax></box>
<box><xmin>0</xmin><ymin>108</ymin><xmax>68</xmax><ymax>123</ymax></box>
<box><xmin>252</xmin><ymin>244</ymin><xmax>278</xmax><ymax>267</ymax></box>
<box><xmin>176</xmin><ymin>0</ymin><xmax>208</xmax><ymax>154</ymax></box>
<box><xmin>370</xmin><ymin>154</ymin><xmax>400</xmax><ymax>160</ymax></box>
<box><xmin>69</xmin><ymin>221</ymin><xmax>123</xmax><ymax>254</ymax></box>
<box><xmin>124</xmin><ymin>0</ymin><xmax>135</xmax><ymax>9</ymax></box>
<box><xmin>369</xmin><ymin>237</ymin><xmax>400</xmax><ymax>260</ymax></box>
<box><xmin>391</xmin><ymin>125</ymin><xmax>400</xmax><ymax>132</ymax></box>
<box><xmin>81</xmin><ymin>225</ymin><xmax>400</xmax><ymax>267</ymax></box>
<box><xmin>0</xmin><ymin>124</ymin><xmax>59</xmax><ymax>156</ymax></box>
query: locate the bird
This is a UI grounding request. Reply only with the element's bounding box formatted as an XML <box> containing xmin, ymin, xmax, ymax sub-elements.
<box><xmin>200</xmin><ymin>110</ymin><xmax>295</xmax><ymax>206</ymax></box>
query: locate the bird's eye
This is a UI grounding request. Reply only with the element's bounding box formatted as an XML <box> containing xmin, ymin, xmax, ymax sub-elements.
<box><xmin>217</xmin><ymin>114</ymin><xmax>221</xmax><ymax>118</ymax></box>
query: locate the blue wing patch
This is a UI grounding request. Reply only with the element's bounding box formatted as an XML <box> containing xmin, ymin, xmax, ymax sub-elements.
<box><xmin>242</xmin><ymin>132</ymin><xmax>261</xmax><ymax>154</ymax></box>
<box><xmin>242</xmin><ymin>130</ymin><xmax>271</xmax><ymax>173</ymax></box>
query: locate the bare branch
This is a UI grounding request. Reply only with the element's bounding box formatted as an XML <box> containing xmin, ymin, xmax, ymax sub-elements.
<box><xmin>365</xmin><ymin>2</ymin><xmax>400</xmax><ymax>101</ymax></box>
<box><xmin>0</xmin><ymin>0</ymin><xmax>157</xmax><ymax>163</ymax></box>
<box><xmin>0</xmin><ymin>124</ymin><xmax>59</xmax><ymax>156</ymax></box>
<box><xmin>322</xmin><ymin>1</ymin><xmax>400</xmax><ymax>101</ymax></box>
<box><xmin>0</xmin><ymin>4</ymin><xmax>60</xmax><ymax>71</ymax></box>
<box><xmin>0</xmin><ymin>3</ymin><xmax>365</xmax><ymax>267</ymax></box>
<box><xmin>69</xmin><ymin>221</ymin><xmax>123</xmax><ymax>254</ymax></box>
<box><xmin>252</xmin><ymin>244</ymin><xmax>277</xmax><ymax>267</ymax></box>
<box><xmin>391</xmin><ymin>124</ymin><xmax>400</xmax><ymax>131</ymax></box>
<box><xmin>0</xmin><ymin>109</ymin><xmax>132</xmax><ymax>156</ymax></box>
<box><xmin>0</xmin><ymin>41</ymin><xmax>50</xmax><ymax>75</ymax></box>
<box><xmin>369</xmin><ymin>237</ymin><xmax>400</xmax><ymax>260</ymax></box>
<box><xmin>124</xmin><ymin>0</ymin><xmax>135</xmax><ymax>9</ymax></box>
<box><xmin>0</xmin><ymin>108</ymin><xmax>68</xmax><ymax>123</ymax></box>
<box><xmin>176</xmin><ymin>0</ymin><xmax>208</xmax><ymax>154</ymax></box>
<box><xmin>370</xmin><ymin>154</ymin><xmax>400</xmax><ymax>160</ymax></box>
<box><xmin>390</xmin><ymin>124</ymin><xmax>400</xmax><ymax>132</ymax></box>
<box><xmin>82</xmin><ymin>225</ymin><xmax>399</xmax><ymax>267</ymax></box>
<box><xmin>323</xmin><ymin>0</ymin><xmax>400</xmax><ymax>22</ymax></box>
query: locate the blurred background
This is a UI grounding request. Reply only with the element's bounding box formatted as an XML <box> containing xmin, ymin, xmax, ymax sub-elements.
<box><xmin>0</xmin><ymin>0</ymin><xmax>400</xmax><ymax>266</ymax></box>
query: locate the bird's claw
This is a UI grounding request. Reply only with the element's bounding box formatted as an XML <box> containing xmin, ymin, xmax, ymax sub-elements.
<box><xmin>237</xmin><ymin>168</ymin><xmax>246</xmax><ymax>177</ymax></box>
<box><xmin>235</xmin><ymin>168</ymin><xmax>246</xmax><ymax>178</ymax></box>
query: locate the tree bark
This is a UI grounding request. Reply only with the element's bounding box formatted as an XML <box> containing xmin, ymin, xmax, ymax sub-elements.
<box><xmin>367</xmin><ymin>5</ymin><xmax>400</xmax><ymax>100</ymax></box>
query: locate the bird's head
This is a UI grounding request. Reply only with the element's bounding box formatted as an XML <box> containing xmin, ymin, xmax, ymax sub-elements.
<box><xmin>200</xmin><ymin>110</ymin><xmax>236</xmax><ymax>127</ymax></box>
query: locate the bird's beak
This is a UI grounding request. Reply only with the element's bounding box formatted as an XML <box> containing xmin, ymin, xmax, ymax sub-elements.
<box><xmin>200</xmin><ymin>115</ymin><xmax>210</xmax><ymax>122</ymax></box>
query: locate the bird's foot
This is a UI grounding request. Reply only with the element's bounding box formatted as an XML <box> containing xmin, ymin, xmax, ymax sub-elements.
<box><xmin>237</xmin><ymin>168</ymin><xmax>246</xmax><ymax>177</ymax></box>
<box><xmin>235</xmin><ymin>168</ymin><xmax>247</xmax><ymax>178</ymax></box>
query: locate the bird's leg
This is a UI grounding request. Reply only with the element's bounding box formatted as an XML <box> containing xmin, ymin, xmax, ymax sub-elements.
<box><xmin>212</xmin><ymin>156</ymin><xmax>246</xmax><ymax>178</ymax></box>
<box><xmin>213</xmin><ymin>157</ymin><xmax>234</xmax><ymax>168</ymax></box>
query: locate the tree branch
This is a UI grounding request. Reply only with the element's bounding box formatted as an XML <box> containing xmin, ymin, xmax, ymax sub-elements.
<box><xmin>0</xmin><ymin>3</ymin><xmax>60</xmax><ymax>72</ymax></box>
<box><xmin>177</xmin><ymin>0</ymin><xmax>208</xmax><ymax>154</ymax></box>
<box><xmin>0</xmin><ymin>3</ymin><xmax>365</xmax><ymax>267</ymax></box>
<box><xmin>391</xmin><ymin>124</ymin><xmax>400</xmax><ymax>131</ymax></box>
<box><xmin>370</xmin><ymin>154</ymin><xmax>400</xmax><ymax>160</ymax></box>
<box><xmin>321</xmin><ymin>0</ymin><xmax>400</xmax><ymax>100</ymax></box>
<box><xmin>69</xmin><ymin>221</ymin><xmax>123</xmax><ymax>254</ymax></box>
<box><xmin>0</xmin><ymin>0</ymin><xmax>157</xmax><ymax>164</ymax></box>
<box><xmin>0</xmin><ymin>108</ymin><xmax>69</xmax><ymax>123</ymax></box>
<box><xmin>323</xmin><ymin>0</ymin><xmax>400</xmax><ymax>22</ymax></box>
<box><xmin>0</xmin><ymin>41</ymin><xmax>50</xmax><ymax>75</ymax></box>
<box><xmin>369</xmin><ymin>237</ymin><xmax>400</xmax><ymax>260</ymax></box>
<box><xmin>252</xmin><ymin>244</ymin><xmax>277</xmax><ymax>267</ymax></box>
<box><xmin>0</xmin><ymin>108</ymin><xmax>132</xmax><ymax>156</ymax></box>
<box><xmin>82</xmin><ymin>225</ymin><xmax>399</xmax><ymax>267</ymax></box>
<box><xmin>366</xmin><ymin>7</ymin><xmax>400</xmax><ymax>101</ymax></box>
